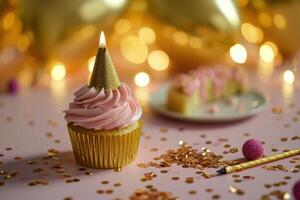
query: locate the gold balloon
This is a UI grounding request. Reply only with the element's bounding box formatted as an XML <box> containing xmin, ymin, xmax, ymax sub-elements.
<box><xmin>147</xmin><ymin>0</ymin><xmax>241</xmax><ymax>70</ymax></box>
<box><xmin>19</xmin><ymin>0</ymin><xmax>128</xmax><ymax>60</ymax></box>
<box><xmin>247</xmin><ymin>0</ymin><xmax>300</xmax><ymax>55</ymax></box>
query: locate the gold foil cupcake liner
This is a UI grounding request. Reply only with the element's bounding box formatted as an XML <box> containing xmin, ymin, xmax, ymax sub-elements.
<box><xmin>67</xmin><ymin>122</ymin><xmax>142</xmax><ymax>169</ymax></box>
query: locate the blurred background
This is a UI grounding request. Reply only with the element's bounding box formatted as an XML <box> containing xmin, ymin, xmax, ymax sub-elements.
<box><xmin>0</xmin><ymin>0</ymin><xmax>299</xmax><ymax>103</ymax></box>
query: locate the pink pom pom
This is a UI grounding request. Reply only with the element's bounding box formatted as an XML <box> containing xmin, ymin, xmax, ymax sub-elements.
<box><xmin>293</xmin><ymin>180</ymin><xmax>300</xmax><ymax>200</ymax></box>
<box><xmin>242</xmin><ymin>139</ymin><xmax>264</xmax><ymax>161</ymax></box>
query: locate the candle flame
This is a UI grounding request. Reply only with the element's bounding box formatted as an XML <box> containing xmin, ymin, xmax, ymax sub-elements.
<box><xmin>99</xmin><ymin>31</ymin><xmax>106</xmax><ymax>48</ymax></box>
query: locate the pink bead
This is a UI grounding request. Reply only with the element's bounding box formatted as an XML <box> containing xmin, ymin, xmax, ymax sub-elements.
<box><xmin>242</xmin><ymin>139</ymin><xmax>264</xmax><ymax>161</ymax></box>
<box><xmin>293</xmin><ymin>180</ymin><xmax>300</xmax><ymax>200</ymax></box>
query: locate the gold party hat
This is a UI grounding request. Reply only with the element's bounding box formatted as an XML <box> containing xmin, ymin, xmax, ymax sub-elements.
<box><xmin>89</xmin><ymin>31</ymin><xmax>120</xmax><ymax>91</ymax></box>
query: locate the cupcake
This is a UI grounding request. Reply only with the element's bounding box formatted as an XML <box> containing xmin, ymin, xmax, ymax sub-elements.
<box><xmin>167</xmin><ymin>66</ymin><xmax>248</xmax><ymax>114</ymax></box>
<box><xmin>64</xmin><ymin>32</ymin><xmax>142</xmax><ymax>169</ymax></box>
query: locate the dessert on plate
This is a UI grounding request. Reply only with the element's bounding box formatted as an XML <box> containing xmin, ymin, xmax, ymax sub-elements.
<box><xmin>167</xmin><ymin>66</ymin><xmax>248</xmax><ymax>114</ymax></box>
<box><xmin>64</xmin><ymin>32</ymin><xmax>142</xmax><ymax>169</ymax></box>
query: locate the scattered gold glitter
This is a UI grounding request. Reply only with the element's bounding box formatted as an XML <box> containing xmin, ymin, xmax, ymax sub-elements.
<box><xmin>97</xmin><ymin>190</ymin><xmax>104</xmax><ymax>194</ymax></box>
<box><xmin>291</xmin><ymin>168</ymin><xmax>299</xmax><ymax>173</ymax></box>
<box><xmin>26</xmin><ymin>160</ymin><xmax>38</xmax><ymax>165</ymax></box>
<box><xmin>212</xmin><ymin>194</ymin><xmax>220</xmax><ymax>199</ymax></box>
<box><xmin>291</xmin><ymin>136</ymin><xmax>300</xmax><ymax>140</ymax></box>
<box><xmin>84</xmin><ymin>171</ymin><xmax>94</xmax><ymax>175</ymax></box>
<box><xmin>46</xmin><ymin>132</ymin><xmax>53</xmax><ymax>138</ymax></box>
<box><xmin>65</xmin><ymin>178</ymin><xmax>80</xmax><ymax>183</ymax></box>
<box><xmin>129</xmin><ymin>189</ymin><xmax>178</xmax><ymax>200</ymax></box>
<box><xmin>218</xmin><ymin>138</ymin><xmax>229</xmax><ymax>142</ymax></box>
<box><xmin>54</xmin><ymin>139</ymin><xmax>61</xmax><ymax>143</ymax></box>
<box><xmin>114</xmin><ymin>182</ymin><xmax>122</xmax><ymax>187</ymax></box>
<box><xmin>145</xmin><ymin>185</ymin><xmax>153</xmax><ymax>189</ymax></box>
<box><xmin>262</xmin><ymin>165</ymin><xmax>288</xmax><ymax>172</ymax></box>
<box><xmin>114</xmin><ymin>168</ymin><xmax>122</xmax><ymax>172</ymax></box>
<box><xmin>171</xmin><ymin>177</ymin><xmax>180</xmax><ymax>181</ymax></box>
<box><xmin>160</xmin><ymin>170</ymin><xmax>168</xmax><ymax>174</ymax></box>
<box><xmin>5</xmin><ymin>147</ymin><xmax>12</xmax><ymax>151</ymax></box>
<box><xmin>261</xmin><ymin>190</ymin><xmax>291</xmax><ymax>200</ymax></box>
<box><xmin>205</xmin><ymin>141</ymin><xmax>212</xmax><ymax>144</ymax></box>
<box><xmin>232</xmin><ymin>174</ymin><xmax>240</xmax><ymax>178</ymax></box>
<box><xmin>243</xmin><ymin>175</ymin><xmax>255</xmax><ymax>180</ymax></box>
<box><xmin>224</xmin><ymin>144</ymin><xmax>231</xmax><ymax>148</ymax></box>
<box><xmin>150</xmin><ymin>148</ymin><xmax>158</xmax><ymax>152</ymax></box>
<box><xmin>234</xmin><ymin>179</ymin><xmax>242</xmax><ymax>183</ymax></box>
<box><xmin>264</xmin><ymin>184</ymin><xmax>272</xmax><ymax>189</ymax></box>
<box><xmin>28</xmin><ymin>179</ymin><xmax>49</xmax><ymax>186</ymax></box>
<box><xmin>32</xmin><ymin>168</ymin><xmax>44</xmax><ymax>173</ymax></box>
<box><xmin>101</xmin><ymin>180</ymin><xmax>109</xmax><ymax>184</ymax></box>
<box><xmin>200</xmin><ymin>134</ymin><xmax>206</xmax><ymax>138</ymax></box>
<box><xmin>137</xmin><ymin>163</ymin><xmax>149</xmax><ymax>168</ymax></box>
<box><xmin>272</xmin><ymin>106</ymin><xmax>283</xmax><ymax>114</ymax></box>
<box><xmin>160</xmin><ymin>137</ymin><xmax>167</xmax><ymax>141</ymax></box>
<box><xmin>141</xmin><ymin>144</ymin><xmax>235</xmax><ymax>180</ymax></box>
<box><xmin>189</xmin><ymin>190</ymin><xmax>197</xmax><ymax>195</ymax></box>
<box><xmin>14</xmin><ymin>156</ymin><xmax>22</xmax><ymax>160</ymax></box>
<box><xmin>185</xmin><ymin>177</ymin><xmax>194</xmax><ymax>184</ymax></box>
<box><xmin>272</xmin><ymin>148</ymin><xmax>279</xmax><ymax>152</ymax></box>
<box><xmin>106</xmin><ymin>189</ymin><xmax>113</xmax><ymax>194</ymax></box>
<box><xmin>280</xmin><ymin>137</ymin><xmax>288</xmax><ymax>142</ymax></box>
<box><xmin>229</xmin><ymin>186</ymin><xmax>245</xmax><ymax>195</ymax></box>
<box><xmin>160</xmin><ymin>128</ymin><xmax>168</xmax><ymax>133</ymax></box>
<box><xmin>64</xmin><ymin>197</ymin><xmax>72</xmax><ymax>200</ymax></box>
<box><xmin>243</xmin><ymin>132</ymin><xmax>251</xmax><ymax>137</ymax></box>
<box><xmin>206</xmin><ymin>188</ymin><xmax>213</xmax><ymax>193</ymax></box>
<box><xmin>141</xmin><ymin>172</ymin><xmax>157</xmax><ymax>182</ymax></box>
<box><xmin>284</xmin><ymin>176</ymin><xmax>291</xmax><ymax>180</ymax></box>
<box><xmin>229</xmin><ymin>148</ymin><xmax>239</xmax><ymax>153</ymax></box>
<box><xmin>47</xmin><ymin>119</ymin><xmax>58</xmax><ymax>127</ymax></box>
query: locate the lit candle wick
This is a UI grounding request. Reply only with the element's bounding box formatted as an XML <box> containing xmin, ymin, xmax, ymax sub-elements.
<box><xmin>99</xmin><ymin>31</ymin><xmax>106</xmax><ymax>48</ymax></box>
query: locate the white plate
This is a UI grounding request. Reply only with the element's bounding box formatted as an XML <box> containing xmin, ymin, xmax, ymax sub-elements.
<box><xmin>149</xmin><ymin>83</ymin><xmax>267</xmax><ymax>122</ymax></box>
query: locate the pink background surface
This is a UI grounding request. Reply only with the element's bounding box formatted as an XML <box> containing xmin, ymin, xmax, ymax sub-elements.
<box><xmin>0</xmin><ymin>69</ymin><xmax>299</xmax><ymax>200</ymax></box>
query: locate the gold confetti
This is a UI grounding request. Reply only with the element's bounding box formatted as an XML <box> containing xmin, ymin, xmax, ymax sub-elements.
<box><xmin>114</xmin><ymin>182</ymin><xmax>122</xmax><ymax>187</ymax></box>
<box><xmin>106</xmin><ymin>189</ymin><xmax>113</xmax><ymax>194</ymax></box>
<box><xmin>129</xmin><ymin>189</ymin><xmax>178</xmax><ymax>200</ymax></box>
<box><xmin>272</xmin><ymin>106</ymin><xmax>283</xmax><ymax>114</ymax></box>
<box><xmin>65</xmin><ymin>178</ymin><xmax>80</xmax><ymax>183</ymax></box>
<box><xmin>84</xmin><ymin>171</ymin><xmax>94</xmax><ymax>175</ymax></box>
<box><xmin>262</xmin><ymin>165</ymin><xmax>288</xmax><ymax>172</ymax></box>
<box><xmin>189</xmin><ymin>190</ymin><xmax>197</xmax><ymax>195</ymax></box>
<box><xmin>32</xmin><ymin>168</ymin><xmax>44</xmax><ymax>173</ymax></box>
<box><xmin>137</xmin><ymin>163</ymin><xmax>149</xmax><ymax>168</ymax></box>
<box><xmin>280</xmin><ymin>137</ymin><xmax>288</xmax><ymax>142</ymax></box>
<box><xmin>185</xmin><ymin>177</ymin><xmax>194</xmax><ymax>184</ymax></box>
<box><xmin>101</xmin><ymin>180</ymin><xmax>109</xmax><ymax>184</ymax></box>
<box><xmin>150</xmin><ymin>148</ymin><xmax>158</xmax><ymax>152</ymax></box>
<box><xmin>96</xmin><ymin>190</ymin><xmax>104</xmax><ymax>194</ymax></box>
<box><xmin>160</xmin><ymin>128</ymin><xmax>168</xmax><ymax>133</ymax></box>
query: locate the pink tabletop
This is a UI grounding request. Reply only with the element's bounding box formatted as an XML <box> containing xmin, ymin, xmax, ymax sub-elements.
<box><xmin>0</xmin><ymin>68</ymin><xmax>299</xmax><ymax>200</ymax></box>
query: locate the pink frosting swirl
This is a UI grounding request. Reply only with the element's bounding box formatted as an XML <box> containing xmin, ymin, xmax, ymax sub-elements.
<box><xmin>64</xmin><ymin>83</ymin><xmax>142</xmax><ymax>130</ymax></box>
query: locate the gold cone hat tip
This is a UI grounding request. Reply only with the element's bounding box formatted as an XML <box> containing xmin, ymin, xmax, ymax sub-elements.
<box><xmin>89</xmin><ymin>31</ymin><xmax>120</xmax><ymax>91</ymax></box>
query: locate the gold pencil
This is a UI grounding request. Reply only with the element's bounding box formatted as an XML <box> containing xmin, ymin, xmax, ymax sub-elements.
<box><xmin>217</xmin><ymin>148</ymin><xmax>300</xmax><ymax>174</ymax></box>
